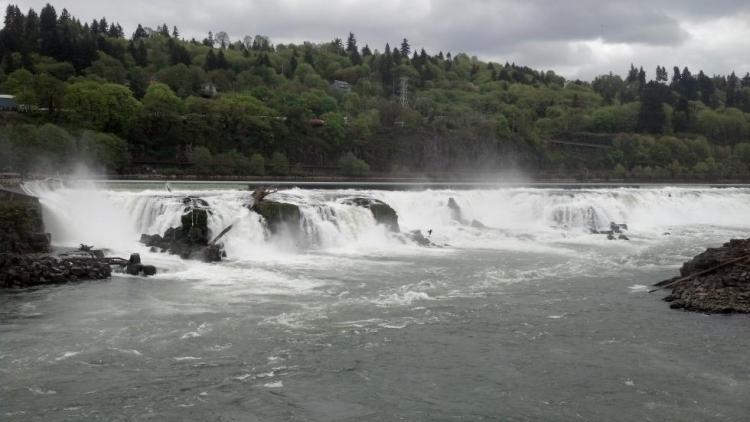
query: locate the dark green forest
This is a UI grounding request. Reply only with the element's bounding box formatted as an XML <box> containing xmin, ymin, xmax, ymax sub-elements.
<box><xmin>1</xmin><ymin>3</ymin><xmax>750</xmax><ymax>179</ymax></box>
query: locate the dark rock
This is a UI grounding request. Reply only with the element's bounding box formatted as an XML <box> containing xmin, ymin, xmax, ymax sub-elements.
<box><xmin>140</xmin><ymin>234</ymin><xmax>163</xmax><ymax>247</ymax></box>
<box><xmin>252</xmin><ymin>201</ymin><xmax>302</xmax><ymax>234</ymax></box>
<box><xmin>138</xmin><ymin>197</ymin><xmax>225</xmax><ymax>262</ymax></box>
<box><xmin>128</xmin><ymin>253</ymin><xmax>141</xmax><ymax>265</ymax></box>
<box><xmin>0</xmin><ymin>253</ymin><xmax>116</xmax><ymax>288</ymax></box>
<box><xmin>447</xmin><ymin>197</ymin><xmax>462</xmax><ymax>222</ymax></box>
<box><xmin>0</xmin><ymin>201</ymin><xmax>50</xmax><ymax>254</ymax></box>
<box><xmin>470</xmin><ymin>219</ymin><xmax>486</xmax><ymax>229</ymax></box>
<box><xmin>447</xmin><ymin>197</ymin><xmax>488</xmax><ymax>229</ymax></box>
<box><xmin>658</xmin><ymin>238</ymin><xmax>750</xmax><ymax>313</ymax></box>
<box><xmin>203</xmin><ymin>244</ymin><xmax>223</xmax><ymax>263</ymax></box>
<box><xmin>406</xmin><ymin>230</ymin><xmax>434</xmax><ymax>247</ymax></box>
<box><xmin>141</xmin><ymin>265</ymin><xmax>157</xmax><ymax>276</ymax></box>
<box><xmin>126</xmin><ymin>263</ymin><xmax>143</xmax><ymax>275</ymax></box>
<box><xmin>341</xmin><ymin>197</ymin><xmax>400</xmax><ymax>232</ymax></box>
<box><xmin>618</xmin><ymin>234</ymin><xmax>630</xmax><ymax>241</ymax></box>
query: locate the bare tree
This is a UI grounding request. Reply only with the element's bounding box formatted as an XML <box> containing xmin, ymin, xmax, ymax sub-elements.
<box><xmin>215</xmin><ymin>31</ymin><xmax>230</xmax><ymax>49</ymax></box>
<box><xmin>242</xmin><ymin>35</ymin><xmax>253</xmax><ymax>50</ymax></box>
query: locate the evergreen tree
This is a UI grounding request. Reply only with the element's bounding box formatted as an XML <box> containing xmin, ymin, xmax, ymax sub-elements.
<box><xmin>655</xmin><ymin>65</ymin><xmax>668</xmax><ymax>83</ymax></box>
<box><xmin>361</xmin><ymin>44</ymin><xmax>372</xmax><ymax>56</ymax></box>
<box><xmin>133</xmin><ymin>24</ymin><xmax>147</xmax><ymax>39</ymax></box>
<box><xmin>637</xmin><ymin>66</ymin><xmax>646</xmax><ymax>91</ymax></box>
<box><xmin>172</xmin><ymin>26</ymin><xmax>179</xmax><ymax>39</ymax></box>
<box><xmin>332</xmin><ymin>37</ymin><xmax>344</xmax><ymax>55</ymax></box>
<box><xmin>637</xmin><ymin>81</ymin><xmax>669</xmax><ymax>133</ymax></box>
<box><xmin>205</xmin><ymin>48</ymin><xmax>217</xmax><ymax>70</ymax></box>
<box><xmin>726</xmin><ymin>72</ymin><xmax>739</xmax><ymax>107</ymax></box>
<box><xmin>216</xmin><ymin>49</ymin><xmax>228</xmax><ymax>69</ymax></box>
<box><xmin>39</xmin><ymin>4</ymin><xmax>58</xmax><ymax>57</ymax></box>
<box><xmin>24</xmin><ymin>8</ymin><xmax>39</xmax><ymax>51</ymax></box>
<box><xmin>345</xmin><ymin>32</ymin><xmax>357</xmax><ymax>53</ymax></box>
<box><xmin>670</xmin><ymin>66</ymin><xmax>681</xmax><ymax>88</ymax></box>
<box><xmin>303</xmin><ymin>47</ymin><xmax>314</xmax><ymax>64</ymax></box>
<box><xmin>400</xmin><ymin>38</ymin><xmax>410</xmax><ymax>56</ymax></box>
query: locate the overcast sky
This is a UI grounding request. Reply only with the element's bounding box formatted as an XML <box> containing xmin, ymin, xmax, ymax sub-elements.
<box><xmin>10</xmin><ymin>0</ymin><xmax>750</xmax><ymax>80</ymax></box>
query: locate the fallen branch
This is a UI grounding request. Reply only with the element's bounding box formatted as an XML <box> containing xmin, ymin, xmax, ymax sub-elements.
<box><xmin>209</xmin><ymin>224</ymin><xmax>233</xmax><ymax>245</ymax></box>
<box><xmin>251</xmin><ymin>186</ymin><xmax>277</xmax><ymax>203</ymax></box>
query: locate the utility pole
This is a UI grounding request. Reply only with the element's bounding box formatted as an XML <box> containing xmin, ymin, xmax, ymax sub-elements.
<box><xmin>400</xmin><ymin>77</ymin><xmax>408</xmax><ymax>107</ymax></box>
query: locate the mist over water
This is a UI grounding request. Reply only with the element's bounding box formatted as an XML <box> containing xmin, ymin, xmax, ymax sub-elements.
<box><xmin>4</xmin><ymin>182</ymin><xmax>750</xmax><ymax>420</ymax></box>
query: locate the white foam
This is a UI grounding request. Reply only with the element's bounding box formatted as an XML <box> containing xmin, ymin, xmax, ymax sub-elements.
<box><xmin>54</xmin><ymin>351</ymin><xmax>80</xmax><ymax>361</ymax></box>
<box><xmin>23</xmin><ymin>182</ymin><xmax>750</xmax><ymax>265</ymax></box>
<box><xmin>263</xmin><ymin>381</ymin><xmax>283</xmax><ymax>388</ymax></box>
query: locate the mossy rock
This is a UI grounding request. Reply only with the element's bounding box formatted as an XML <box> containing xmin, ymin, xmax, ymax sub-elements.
<box><xmin>0</xmin><ymin>202</ymin><xmax>49</xmax><ymax>253</ymax></box>
<box><xmin>342</xmin><ymin>197</ymin><xmax>400</xmax><ymax>232</ymax></box>
<box><xmin>181</xmin><ymin>209</ymin><xmax>209</xmax><ymax>232</ymax></box>
<box><xmin>252</xmin><ymin>201</ymin><xmax>302</xmax><ymax>234</ymax></box>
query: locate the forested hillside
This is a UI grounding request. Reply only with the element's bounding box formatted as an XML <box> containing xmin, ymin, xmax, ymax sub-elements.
<box><xmin>1</xmin><ymin>3</ymin><xmax>750</xmax><ymax>179</ymax></box>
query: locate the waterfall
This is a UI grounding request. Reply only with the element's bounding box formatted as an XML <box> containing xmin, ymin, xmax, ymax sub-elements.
<box><xmin>22</xmin><ymin>182</ymin><xmax>750</xmax><ymax>259</ymax></box>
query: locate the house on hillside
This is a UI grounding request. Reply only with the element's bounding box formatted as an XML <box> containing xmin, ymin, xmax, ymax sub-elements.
<box><xmin>0</xmin><ymin>94</ymin><xmax>18</xmax><ymax>111</ymax></box>
<box><xmin>330</xmin><ymin>80</ymin><xmax>351</xmax><ymax>94</ymax></box>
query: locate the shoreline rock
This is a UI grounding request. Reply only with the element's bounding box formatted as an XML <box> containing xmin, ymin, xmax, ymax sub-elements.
<box><xmin>0</xmin><ymin>253</ymin><xmax>114</xmax><ymax>288</ymax></box>
<box><xmin>655</xmin><ymin>238</ymin><xmax>750</xmax><ymax>313</ymax></box>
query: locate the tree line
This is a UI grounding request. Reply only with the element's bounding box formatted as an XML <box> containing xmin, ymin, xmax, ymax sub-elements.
<box><xmin>1</xmin><ymin>3</ymin><xmax>749</xmax><ymax>179</ymax></box>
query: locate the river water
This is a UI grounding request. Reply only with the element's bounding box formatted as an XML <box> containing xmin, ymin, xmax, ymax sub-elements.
<box><xmin>2</xmin><ymin>183</ymin><xmax>749</xmax><ymax>421</ymax></box>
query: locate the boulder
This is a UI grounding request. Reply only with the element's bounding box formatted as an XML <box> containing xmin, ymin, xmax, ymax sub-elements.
<box><xmin>139</xmin><ymin>197</ymin><xmax>225</xmax><ymax>262</ymax></box>
<box><xmin>141</xmin><ymin>265</ymin><xmax>157</xmax><ymax>276</ymax></box>
<box><xmin>342</xmin><ymin>197</ymin><xmax>400</xmax><ymax>232</ymax></box>
<box><xmin>126</xmin><ymin>263</ymin><xmax>142</xmax><ymax>275</ymax></box>
<box><xmin>252</xmin><ymin>201</ymin><xmax>302</xmax><ymax>234</ymax></box>
<box><xmin>447</xmin><ymin>197</ymin><xmax>488</xmax><ymax>229</ymax></box>
<box><xmin>447</xmin><ymin>197</ymin><xmax>463</xmax><ymax>222</ymax></box>
<box><xmin>407</xmin><ymin>230</ymin><xmax>432</xmax><ymax>246</ymax></box>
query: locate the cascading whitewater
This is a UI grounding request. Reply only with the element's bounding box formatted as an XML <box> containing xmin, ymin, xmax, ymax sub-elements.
<box><xmin>22</xmin><ymin>182</ymin><xmax>750</xmax><ymax>258</ymax></box>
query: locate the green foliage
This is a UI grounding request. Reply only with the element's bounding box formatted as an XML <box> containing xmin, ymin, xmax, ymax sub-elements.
<box><xmin>248</xmin><ymin>153</ymin><xmax>265</xmax><ymax>175</ymax></box>
<box><xmin>269</xmin><ymin>152</ymin><xmax>289</xmax><ymax>176</ymax></box>
<box><xmin>65</xmin><ymin>81</ymin><xmax>140</xmax><ymax>135</ymax></box>
<box><xmin>78</xmin><ymin>130</ymin><xmax>130</xmax><ymax>171</ymax></box>
<box><xmin>142</xmin><ymin>82</ymin><xmax>184</xmax><ymax>115</ymax></box>
<box><xmin>338</xmin><ymin>151</ymin><xmax>370</xmax><ymax>176</ymax></box>
<box><xmin>0</xmin><ymin>4</ymin><xmax>748</xmax><ymax>180</ymax></box>
<box><xmin>190</xmin><ymin>146</ymin><xmax>213</xmax><ymax>174</ymax></box>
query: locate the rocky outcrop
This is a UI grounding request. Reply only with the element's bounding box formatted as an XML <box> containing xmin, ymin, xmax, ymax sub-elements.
<box><xmin>0</xmin><ymin>200</ymin><xmax>50</xmax><ymax>253</ymax></box>
<box><xmin>342</xmin><ymin>197</ymin><xmax>400</xmax><ymax>232</ymax></box>
<box><xmin>0</xmin><ymin>253</ymin><xmax>113</xmax><ymax>288</ymax></box>
<box><xmin>655</xmin><ymin>238</ymin><xmax>750</xmax><ymax>313</ymax></box>
<box><xmin>125</xmin><ymin>253</ymin><xmax>157</xmax><ymax>276</ymax></box>
<box><xmin>447</xmin><ymin>197</ymin><xmax>486</xmax><ymax>229</ymax></box>
<box><xmin>140</xmin><ymin>197</ymin><xmax>225</xmax><ymax>262</ymax></box>
<box><xmin>591</xmin><ymin>223</ymin><xmax>630</xmax><ymax>240</ymax></box>
<box><xmin>252</xmin><ymin>201</ymin><xmax>302</xmax><ymax>234</ymax></box>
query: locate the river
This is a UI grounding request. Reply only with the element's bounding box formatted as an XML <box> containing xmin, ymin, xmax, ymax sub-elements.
<box><xmin>2</xmin><ymin>183</ymin><xmax>749</xmax><ymax>420</ymax></box>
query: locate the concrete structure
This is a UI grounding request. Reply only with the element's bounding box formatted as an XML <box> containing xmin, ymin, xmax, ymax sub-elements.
<box><xmin>330</xmin><ymin>80</ymin><xmax>352</xmax><ymax>94</ymax></box>
<box><xmin>0</xmin><ymin>94</ymin><xmax>18</xmax><ymax>111</ymax></box>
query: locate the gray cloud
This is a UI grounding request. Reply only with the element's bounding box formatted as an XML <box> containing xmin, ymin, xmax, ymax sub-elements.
<box><xmin>10</xmin><ymin>0</ymin><xmax>750</xmax><ymax>79</ymax></box>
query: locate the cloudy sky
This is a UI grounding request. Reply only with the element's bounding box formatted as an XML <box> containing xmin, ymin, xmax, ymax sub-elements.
<box><xmin>11</xmin><ymin>0</ymin><xmax>750</xmax><ymax>79</ymax></box>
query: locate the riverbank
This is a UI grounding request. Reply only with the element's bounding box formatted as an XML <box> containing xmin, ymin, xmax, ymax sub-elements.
<box><xmin>656</xmin><ymin>238</ymin><xmax>750</xmax><ymax>313</ymax></box>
